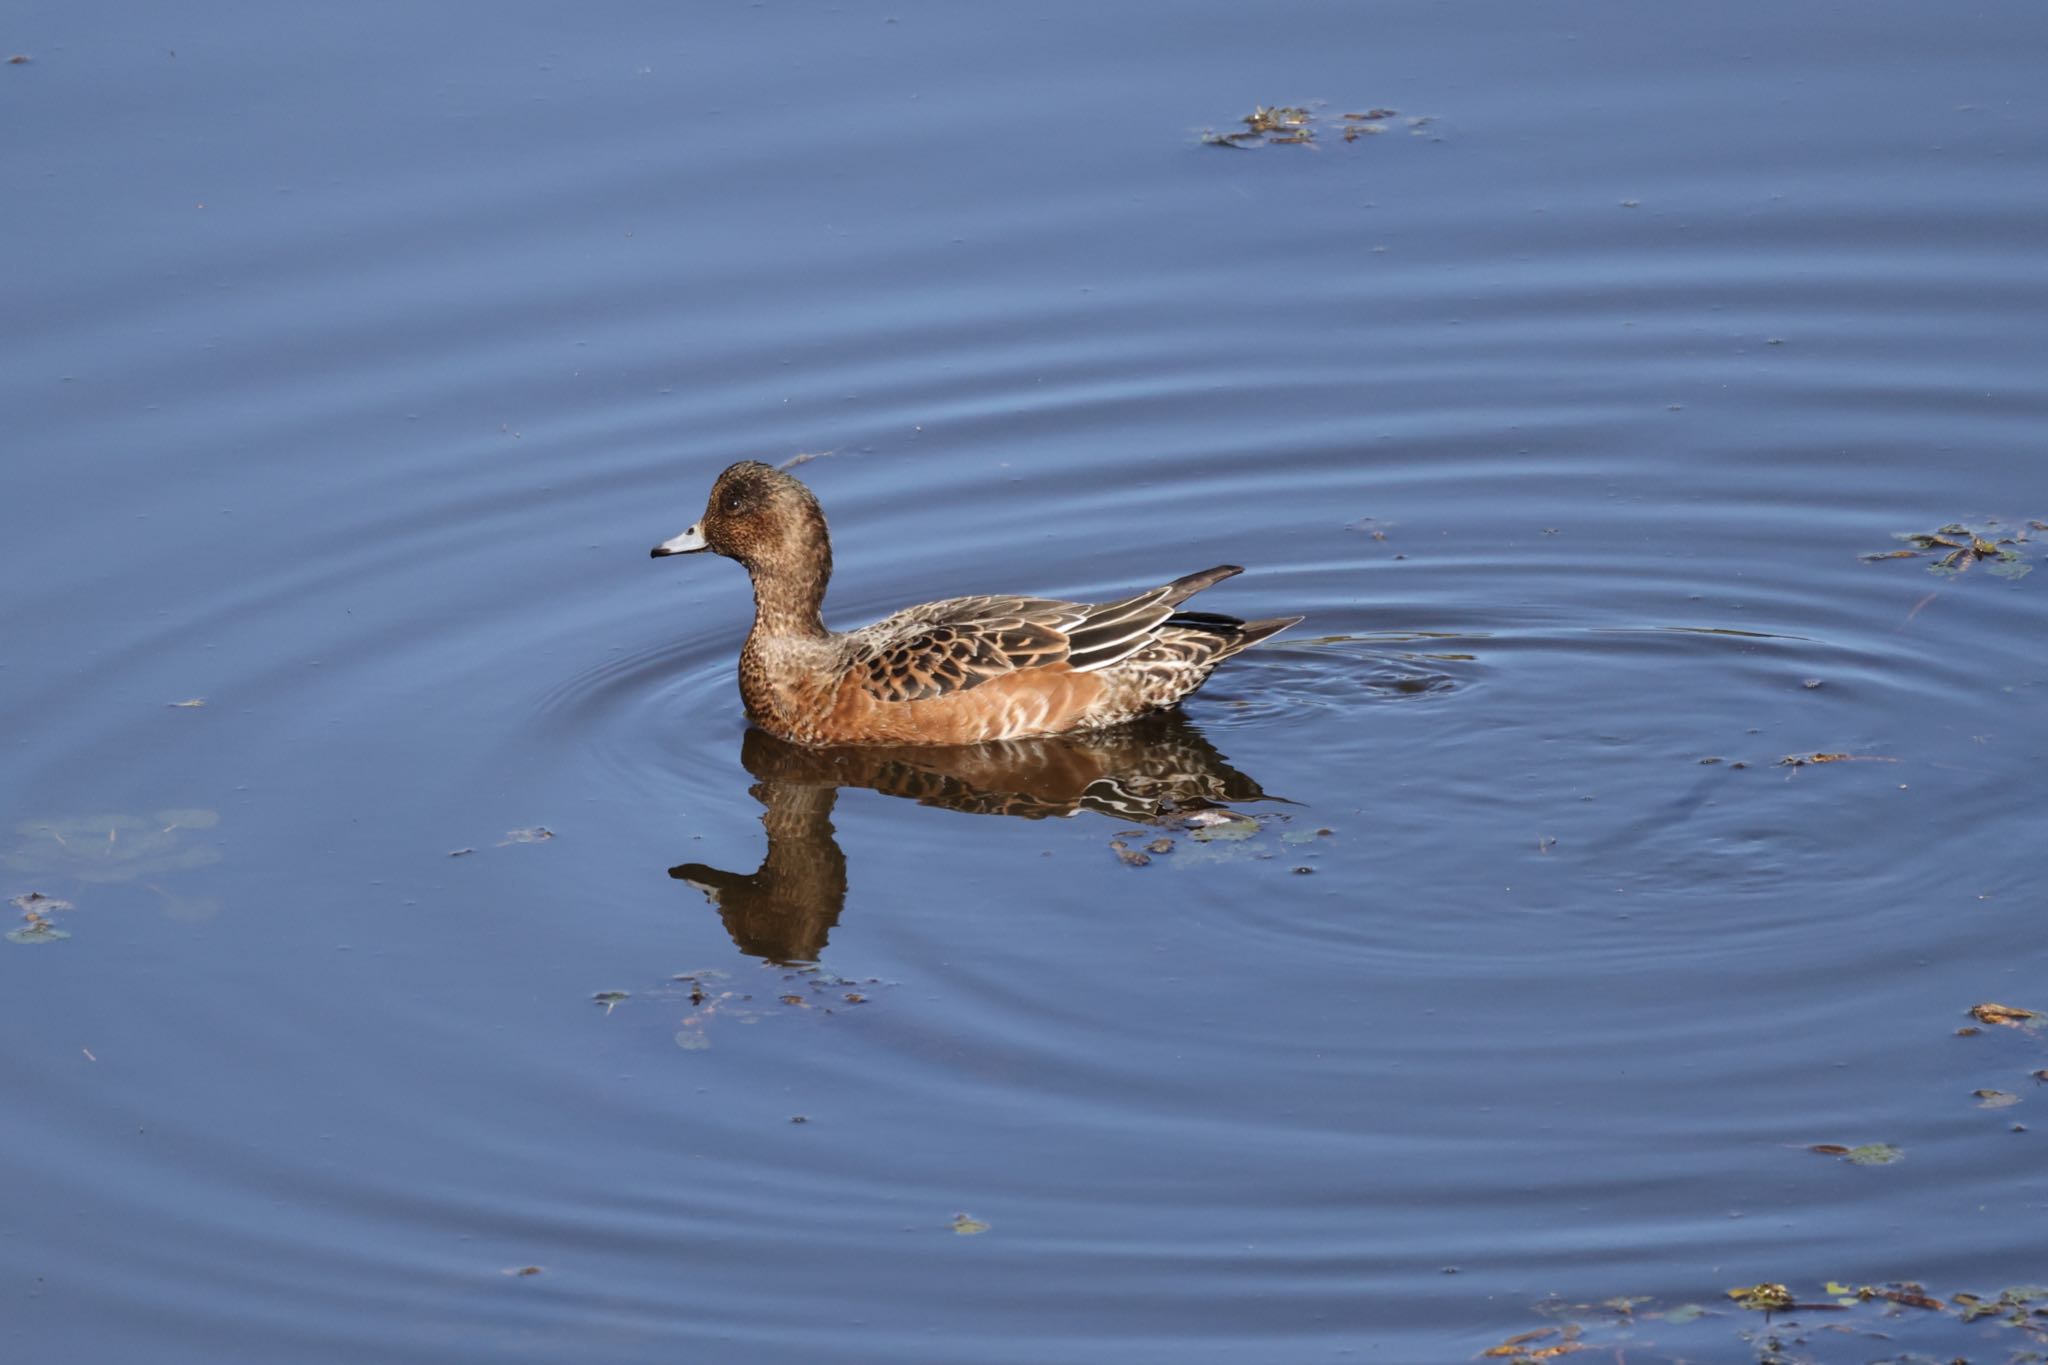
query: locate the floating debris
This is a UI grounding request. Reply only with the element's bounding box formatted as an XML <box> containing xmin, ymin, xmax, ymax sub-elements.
<box><xmin>1776</xmin><ymin>752</ymin><xmax>1896</xmax><ymax>768</ymax></box>
<box><xmin>498</xmin><ymin>826</ymin><xmax>554</xmax><ymax>845</ymax></box>
<box><xmin>1245</xmin><ymin>103</ymin><xmax>1310</xmax><ymax>136</ymax></box>
<box><xmin>501</xmin><ymin>1265</ymin><xmax>543</xmax><ymax>1277</ymax></box>
<box><xmin>1953</xmin><ymin>1284</ymin><xmax>2048</xmax><ymax>1323</ymax></box>
<box><xmin>1185</xmin><ymin>810</ymin><xmax>1260</xmax><ymax>841</ymax></box>
<box><xmin>166</xmin><ymin>697</ymin><xmax>206</xmax><ymax>709</ymax></box>
<box><xmin>1862</xmin><ymin>520</ymin><xmax>2037</xmax><ymax>579</ymax></box>
<box><xmin>7</xmin><ymin>904</ymin><xmax>70</xmax><ymax>944</ymax></box>
<box><xmin>1201</xmin><ymin>102</ymin><xmax>1419</xmax><ymax>149</ymax></box>
<box><xmin>1807</xmin><ymin>1142</ymin><xmax>1903</xmax><ymax>1166</ymax></box>
<box><xmin>591</xmin><ymin>990</ymin><xmax>629</xmax><ymax>1015</ymax></box>
<box><xmin>7</xmin><ymin>890</ymin><xmax>76</xmax><ymax>944</ymax></box>
<box><xmin>1975</xmin><ymin>1088</ymin><xmax>2021</xmax><ymax>1109</ymax></box>
<box><xmin>1104</xmin><ymin>808</ymin><xmax>1298</xmax><ymax>866</ymax></box>
<box><xmin>949</xmin><ymin>1213</ymin><xmax>990</xmax><ymax>1236</ymax></box>
<box><xmin>664</xmin><ymin>964</ymin><xmax>893</xmax><ymax>1049</ymax></box>
<box><xmin>1107</xmin><ymin>839</ymin><xmax>1151</xmax><ymax>867</ymax></box>
<box><xmin>1828</xmin><ymin>1281</ymin><xmax>1944</xmax><ymax>1311</ymax></box>
<box><xmin>1725</xmin><ymin>1283</ymin><xmax>1794</xmax><ymax>1312</ymax></box>
<box><xmin>1970</xmin><ymin>1002</ymin><xmax>2041</xmax><ymax>1027</ymax></box>
<box><xmin>1515</xmin><ymin>1277</ymin><xmax>2047</xmax><ymax>1358</ymax></box>
<box><xmin>1842</xmin><ymin>1142</ymin><xmax>1904</xmax><ymax>1166</ymax></box>
<box><xmin>1480</xmin><ymin>1325</ymin><xmax>1583</xmax><ymax>1360</ymax></box>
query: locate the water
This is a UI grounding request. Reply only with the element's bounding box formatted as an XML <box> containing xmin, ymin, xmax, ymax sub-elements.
<box><xmin>6</xmin><ymin>2</ymin><xmax>2048</xmax><ymax>1360</ymax></box>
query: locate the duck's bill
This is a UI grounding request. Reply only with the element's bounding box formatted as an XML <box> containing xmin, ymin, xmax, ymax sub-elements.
<box><xmin>651</xmin><ymin>523</ymin><xmax>708</xmax><ymax>557</ymax></box>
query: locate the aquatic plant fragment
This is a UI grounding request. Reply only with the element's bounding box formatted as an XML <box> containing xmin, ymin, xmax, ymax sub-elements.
<box><xmin>1724</xmin><ymin>1283</ymin><xmax>1794</xmax><ymax>1311</ymax></box>
<box><xmin>7</xmin><ymin>910</ymin><xmax>69</xmax><ymax>944</ymax></box>
<box><xmin>1200</xmin><ymin>102</ymin><xmax>1410</xmax><ymax>148</ymax></box>
<box><xmin>1106</xmin><ymin>838</ymin><xmax>1151</xmax><ymax>866</ymax></box>
<box><xmin>1481</xmin><ymin>1325</ymin><xmax>1585</xmax><ymax>1360</ymax></box>
<box><xmin>1185</xmin><ymin>810</ymin><xmax>1259</xmax><ymax>841</ymax></box>
<box><xmin>1969</xmin><ymin>1002</ymin><xmax>2040</xmax><ymax>1027</ymax></box>
<box><xmin>1862</xmin><ymin>520</ymin><xmax>2037</xmax><ymax>579</ymax></box>
<box><xmin>1511</xmin><ymin>1276</ymin><xmax>2048</xmax><ymax>1358</ymax></box>
<box><xmin>1807</xmin><ymin>1142</ymin><xmax>1903</xmax><ymax>1165</ymax></box>
<box><xmin>1952</xmin><ymin>1284</ymin><xmax>2048</xmax><ymax>1324</ymax></box>
<box><xmin>1775</xmin><ymin>752</ymin><xmax>1896</xmax><ymax>768</ymax></box>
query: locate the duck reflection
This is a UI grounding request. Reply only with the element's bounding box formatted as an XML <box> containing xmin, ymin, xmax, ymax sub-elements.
<box><xmin>670</xmin><ymin>712</ymin><xmax>1273</xmax><ymax>964</ymax></box>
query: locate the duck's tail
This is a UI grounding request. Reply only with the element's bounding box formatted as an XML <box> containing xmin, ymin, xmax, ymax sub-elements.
<box><xmin>1163</xmin><ymin>609</ymin><xmax>1304</xmax><ymax>659</ymax></box>
<box><xmin>1159</xmin><ymin>564</ymin><xmax>1244</xmax><ymax>605</ymax></box>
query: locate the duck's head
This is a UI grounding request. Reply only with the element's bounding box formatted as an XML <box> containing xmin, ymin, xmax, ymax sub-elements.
<box><xmin>652</xmin><ymin>461</ymin><xmax>830</xmax><ymax>575</ymax></box>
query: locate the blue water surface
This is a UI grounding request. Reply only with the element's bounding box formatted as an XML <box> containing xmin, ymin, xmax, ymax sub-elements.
<box><xmin>6</xmin><ymin>2</ymin><xmax>2048</xmax><ymax>1360</ymax></box>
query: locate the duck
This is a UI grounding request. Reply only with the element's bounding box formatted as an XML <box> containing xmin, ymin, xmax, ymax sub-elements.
<box><xmin>651</xmin><ymin>461</ymin><xmax>1301</xmax><ymax>746</ymax></box>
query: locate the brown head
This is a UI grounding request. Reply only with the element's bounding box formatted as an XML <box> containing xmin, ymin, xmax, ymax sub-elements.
<box><xmin>652</xmin><ymin>462</ymin><xmax>830</xmax><ymax>568</ymax></box>
<box><xmin>651</xmin><ymin>461</ymin><xmax>834</xmax><ymax>629</ymax></box>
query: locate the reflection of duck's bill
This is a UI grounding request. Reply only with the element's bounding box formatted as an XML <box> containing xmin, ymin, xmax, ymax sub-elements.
<box><xmin>650</xmin><ymin>523</ymin><xmax>708</xmax><ymax>557</ymax></box>
<box><xmin>668</xmin><ymin>862</ymin><xmax>732</xmax><ymax>900</ymax></box>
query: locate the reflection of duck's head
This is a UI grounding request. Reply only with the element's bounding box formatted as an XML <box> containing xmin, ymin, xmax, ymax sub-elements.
<box><xmin>672</xmin><ymin>714</ymin><xmax>1275</xmax><ymax>963</ymax></box>
<box><xmin>671</xmin><ymin>776</ymin><xmax>846</xmax><ymax>967</ymax></box>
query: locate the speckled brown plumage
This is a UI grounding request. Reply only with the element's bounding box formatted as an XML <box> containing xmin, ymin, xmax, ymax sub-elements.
<box><xmin>652</xmin><ymin>461</ymin><xmax>1301</xmax><ymax>746</ymax></box>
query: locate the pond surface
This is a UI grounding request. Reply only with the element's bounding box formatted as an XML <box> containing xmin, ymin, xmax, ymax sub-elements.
<box><xmin>6</xmin><ymin>2</ymin><xmax>2048</xmax><ymax>1360</ymax></box>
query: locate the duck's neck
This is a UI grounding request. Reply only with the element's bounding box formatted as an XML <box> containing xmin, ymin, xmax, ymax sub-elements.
<box><xmin>744</xmin><ymin>546</ymin><xmax>831</xmax><ymax>641</ymax></box>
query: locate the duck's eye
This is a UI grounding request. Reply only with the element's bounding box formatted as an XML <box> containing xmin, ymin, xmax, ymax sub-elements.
<box><xmin>723</xmin><ymin>495</ymin><xmax>745</xmax><ymax>516</ymax></box>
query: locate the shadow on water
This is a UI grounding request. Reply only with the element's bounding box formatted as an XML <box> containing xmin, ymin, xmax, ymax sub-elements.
<box><xmin>669</xmin><ymin>711</ymin><xmax>1275</xmax><ymax>963</ymax></box>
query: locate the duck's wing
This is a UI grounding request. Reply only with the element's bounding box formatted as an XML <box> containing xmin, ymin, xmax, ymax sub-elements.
<box><xmin>848</xmin><ymin>596</ymin><xmax>1072</xmax><ymax>703</ymax></box>
<box><xmin>849</xmin><ymin>567</ymin><xmax>1244</xmax><ymax>704</ymax></box>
